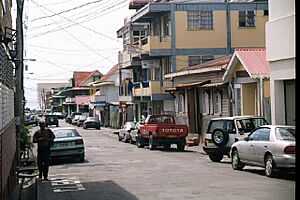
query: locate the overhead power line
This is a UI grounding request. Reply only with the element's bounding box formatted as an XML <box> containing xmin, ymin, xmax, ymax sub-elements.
<box><xmin>31</xmin><ymin>0</ymin><xmax>105</xmax><ymax>22</ymax></box>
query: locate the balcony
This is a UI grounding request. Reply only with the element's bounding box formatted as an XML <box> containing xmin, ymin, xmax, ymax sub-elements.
<box><xmin>118</xmin><ymin>49</ymin><xmax>141</xmax><ymax>69</ymax></box>
<box><xmin>133</xmin><ymin>80</ymin><xmax>172</xmax><ymax>96</ymax></box>
<box><xmin>141</xmin><ymin>35</ymin><xmax>171</xmax><ymax>53</ymax></box>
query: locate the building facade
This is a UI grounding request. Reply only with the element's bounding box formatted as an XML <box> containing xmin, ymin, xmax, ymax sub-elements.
<box><xmin>265</xmin><ymin>0</ymin><xmax>295</xmax><ymax>125</ymax></box>
<box><xmin>1</xmin><ymin>0</ymin><xmax>16</xmax><ymax>199</ymax></box>
<box><xmin>118</xmin><ymin>0</ymin><xmax>268</xmax><ymax>125</ymax></box>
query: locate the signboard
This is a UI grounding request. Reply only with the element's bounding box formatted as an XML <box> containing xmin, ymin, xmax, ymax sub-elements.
<box><xmin>141</xmin><ymin>60</ymin><xmax>160</xmax><ymax>69</ymax></box>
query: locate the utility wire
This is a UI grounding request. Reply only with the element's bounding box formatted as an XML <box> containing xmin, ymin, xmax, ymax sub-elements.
<box><xmin>31</xmin><ymin>0</ymin><xmax>105</xmax><ymax>22</ymax></box>
<box><xmin>31</xmin><ymin>0</ymin><xmax>116</xmax><ymax>64</ymax></box>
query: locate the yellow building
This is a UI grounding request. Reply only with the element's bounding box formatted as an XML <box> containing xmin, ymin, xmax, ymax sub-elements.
<box><xmin>118</xmin><ymin>1</ymin><xmax>268</xmax><ymax>123</ymax></box>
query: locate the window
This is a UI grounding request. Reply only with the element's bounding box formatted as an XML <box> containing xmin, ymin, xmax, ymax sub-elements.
<box><xmin>213</xmin><ymin>89</ymin><xmax>221</xmax><ymax>114</ymax></box>
<box><xmin>258</xmin><ymin>128</ymin><xmax>270</xmax><ymax>141</ymax></box>
<box><xmin>177</xmin><ymin>93</ymin><xmax>184</xmax><ymax>113</ymax></box>
<box><xmin>201</xmin><ymin>90</ymin><xmax>209</xmax><ymax>114</ymax></box>
<box><xmin>187</xmin><ymin>10</ymin><xmax>213</xmax><ymax>30</ymax></box>
<box><xmin>249</xmin><ymin>129</ymin><xmax>261</xmax><ymax>141</ymax></box>
<box><xmin>164</xmin><ymin>57</ymin><xmax>171</xmax><ymax>74</ymax></box>
<box><xmin>188</xmin><ymin>55</ymin><xmax>214</xmax><ymax>66</ymax></box>
<box><xmin>239</xmin><ymin>10</ymin><xmax>255</xmax><ymax>27</ymax></box>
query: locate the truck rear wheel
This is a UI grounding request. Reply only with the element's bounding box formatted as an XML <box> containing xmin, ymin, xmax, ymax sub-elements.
<box><xmin>177</xmin><ymin>143</ymin><xmax>185</xmax><ymax>151</ymax></box>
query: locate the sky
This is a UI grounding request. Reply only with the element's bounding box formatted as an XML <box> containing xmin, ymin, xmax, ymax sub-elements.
<box><xmin>18</xmin><ymin>0</ymin><xmax>135</xmax><ymax>109</ymax></box>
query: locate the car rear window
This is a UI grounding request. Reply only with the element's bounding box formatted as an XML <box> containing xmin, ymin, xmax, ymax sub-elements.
<box><xmin>53</xmin><ymin>129</ymin><xmax>80</xmax><ymax>138</ymax></box>
<box><xmin>275</xmin><ymin>127</ymin><xmax>295</xmax><ymax>141</ymax></box>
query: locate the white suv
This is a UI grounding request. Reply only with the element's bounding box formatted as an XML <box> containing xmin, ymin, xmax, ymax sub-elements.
<box><xmin>203</xmin><ymin>116</ymin><xmax>269</xmax><ymax>162</ymax></box>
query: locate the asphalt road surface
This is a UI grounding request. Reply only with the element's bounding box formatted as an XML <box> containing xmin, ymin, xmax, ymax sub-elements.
<box><xmin>31</xmin><ymin>120</ymin><xmax>295</xmax><ymax>200</ymax></box>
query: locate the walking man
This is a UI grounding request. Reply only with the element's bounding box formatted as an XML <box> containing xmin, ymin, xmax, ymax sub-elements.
<box><xmin>33</xmin><ymin>121</ymin><xmax>55</xmax><ymax>180</ymax></box>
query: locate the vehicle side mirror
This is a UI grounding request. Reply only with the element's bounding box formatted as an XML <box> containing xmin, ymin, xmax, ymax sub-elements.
<box><xmin>244</xmin><ymin>136</ymin><xmax>249</xmax><ymax>141</ymax></box>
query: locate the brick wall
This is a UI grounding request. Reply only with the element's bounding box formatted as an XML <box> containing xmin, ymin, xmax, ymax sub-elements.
<box><xmin>1</xmin><ymin>120</ymin><xmax>16</xmax><ymax>200</ymax></box>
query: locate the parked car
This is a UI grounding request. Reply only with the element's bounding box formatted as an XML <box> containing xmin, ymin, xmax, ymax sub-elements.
<box><xmin>24</xmin><ymin>114</ymin><xmax>39</xmax><ymax>126</ymax></box>
<box><xmin>230</xmin><ymin>125</ymin><xmax>295</xmax><ymax>177</ymax></box>
<box><xmin>83</xmin><ymin>117</ymin><xmax>101</xmax><ymax>130</ymax></box>
<box><xmin>77</xmin><ymin>115</ymin><xmax>87</xmax><ymax>127</ymax></box>
<box><xmin>65</xmin><ymin>114</ymin><xmax>71</xmax><ymax>123</ymax></box>
<box><xmin>45</xmin><ymin>114</ymin><xmax>59</xmax><ymax>127</ymax></box>
<box><xmin>203</xmin><ymin>115</ymin><xmax>269</xmax><ymax>162</ymax></box>
<box><xmin>49</xmin><ymin>127</ymin><xmax>85</xmax><ymax>163</ymax></box>
<box><xmin>66</xmin><ymin>112</ymin><xmax>82</xmax><ymax>124</ymax></box>
<box><xmin>118</xmin><ymin>122</ymin><xmax>137</xmax><ymax>143</ymax></box>
<box><xmin>71</xmin><ymin>115</ymin><xmax>81</xmax><ymax>125</ymax></box>
<box><xmin>129</xmin><ymin>123</ymin><xmax>140</xmax><ymax>144</ymax></box>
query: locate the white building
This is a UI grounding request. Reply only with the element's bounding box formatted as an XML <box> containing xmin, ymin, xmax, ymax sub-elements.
<box><xmin>265</xmin><ymin>0</ymin><xmax>295</xmax><ymax>125</ymax></box>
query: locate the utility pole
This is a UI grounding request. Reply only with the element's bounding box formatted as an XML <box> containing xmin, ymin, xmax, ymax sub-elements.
<box><xmin>15</xmin><ymin>0</ymin><xmax>25</xmax><ymax>167</ymax></box>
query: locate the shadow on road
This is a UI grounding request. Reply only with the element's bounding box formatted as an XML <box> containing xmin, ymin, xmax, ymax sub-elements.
<box><xmin>38</xmin><ymin>179</ymin><xmax>138</xmax><ymax>200</ymax></box>
<box><xmin>243</xmin><ymin>168</ymin><xmax>296</xmax><ymax>181</ymax></box>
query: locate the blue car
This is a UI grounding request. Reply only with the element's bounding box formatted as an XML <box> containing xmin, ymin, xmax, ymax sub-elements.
<box><xmin>50</xmin><ymin>127</ymin><xmax>85</xmax><ymax>163</ymax></box>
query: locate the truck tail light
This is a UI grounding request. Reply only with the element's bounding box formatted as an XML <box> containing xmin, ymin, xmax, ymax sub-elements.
<box><xmin>284</xmin><ymin>146</ymin><xmax>295</xmax><ymax>154</ymax></box>
<box><xmin>75</xmin><ymin>139</ymin><xmax>83</xmax><ymax>145</ymax></box>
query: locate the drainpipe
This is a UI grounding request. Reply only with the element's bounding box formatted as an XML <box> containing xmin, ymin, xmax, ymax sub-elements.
<box><xmin>260</xmin><ymin>77</ymin><xmax>264</xmax><ymax>117</ymax></box>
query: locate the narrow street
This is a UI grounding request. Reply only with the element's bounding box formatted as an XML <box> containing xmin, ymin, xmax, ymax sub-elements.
<box><xmin>24</xmin><ymin>120</ymin><xmax>296</xmax><ymax>200</ymax></box>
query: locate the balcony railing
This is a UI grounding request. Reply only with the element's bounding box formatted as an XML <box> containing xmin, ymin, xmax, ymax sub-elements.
<box><xmin>133</xmin><ymin>80</ymin><xmax>172</xmax><ymax>96</ymax></box>
<box><xmin>141</xmin><ymin>35</ymin><xmax>171</xmax><ymax>52</ymax></box>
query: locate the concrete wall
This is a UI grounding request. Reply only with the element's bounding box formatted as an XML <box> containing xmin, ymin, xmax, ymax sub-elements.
<box><xmin>266</xmin><ymin>0</ymin><xmax>295</xmax><ymax>125</ymax></box>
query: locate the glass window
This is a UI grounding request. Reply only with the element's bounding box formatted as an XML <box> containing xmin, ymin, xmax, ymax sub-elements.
<box><xmin>213</xmin><ymin>89</ymin><xmax>221</xmax><ymax>114</ymax></box>
<box><xmin>187</xmin><ymin>10</ymin><xmax>213</xmax><ymax>29</ymax></box>
<box><xmin>239</xmin><ymin>10</ymin><xmax>255</xmax><ymax>27</ymax></box>
<box><xmin>249</xmin><ymin>129</ymin><xmax>261</xmax><ymax>141</ymax></box>
<box><xmin>258</xmin><ymin>128</ymin><xmax>270</xmax><ymax>141</ymax></box>
<box><xmin>275</xmin><ymin>127</ymin><xmax>295</xmax><ymax>141</ymax></box>
<box><xmin>188</xmin><ymin>55</ymin><xmax>214</xmax><ymax>66</ymax></box>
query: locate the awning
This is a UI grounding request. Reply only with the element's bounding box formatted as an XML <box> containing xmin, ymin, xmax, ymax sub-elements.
<box><xmin>200</xmin><ymin>82</ymin><xmax>227</xmax><ymax>88</ymax></box>
<box><xmin>175</xmin><ymin>80</ymin><xmax>211</xmax><ymax>89</ymax></box>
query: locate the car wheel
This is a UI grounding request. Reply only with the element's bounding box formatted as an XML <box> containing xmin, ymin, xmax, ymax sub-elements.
<box><xmin>231</xmin><ymin>149</ymin><xmax>244</xmax><ymax>170</ymax></box>
<box><xmin>212</xmin><ymin>129</ymin><xmax>229</xmax><ymax>147</ymax></box>
<box><xmin>163</xmin><ymin>143</ymin><xmax>171</xmax><ymax>150</ymax></box>
<box><xmin>265</xmin><ymin>154</ymin><xmax>276</xmax><ymax>177</ymax></box>
<box><xmin>136</xmin><ymin>137</ymin><xmax>144</xmax><ymax>148</ymax></box>
<box><xmin>208</xmin><ymin>153</ymin><xmax>223</xmax><ymax>162</ymax></box>
<box><xmin>79</xmin><ymin>154</ymin><xmax>85</xmax><ymax>162</ymax></box>
<box><xmin>177</xmin><ymin>143</ymin><xmax>185</xmax><ymax>151</ymax></box>
<box><xmin>149</xmin><ymin>135</ymin><xmax>156</xmax><ymax>150</ymax></box>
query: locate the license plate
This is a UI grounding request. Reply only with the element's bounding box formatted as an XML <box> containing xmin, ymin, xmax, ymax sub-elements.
<box><xmin>59</xmin><ymin>143</ymin><xmax>69</xmax><ymax>147</ymax></box>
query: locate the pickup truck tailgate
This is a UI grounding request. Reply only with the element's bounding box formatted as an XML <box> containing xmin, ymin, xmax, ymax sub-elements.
<box><xmin>157</xmin><ymin>125</ymin><xmax>188</xmax><ymax>137</ymax></box>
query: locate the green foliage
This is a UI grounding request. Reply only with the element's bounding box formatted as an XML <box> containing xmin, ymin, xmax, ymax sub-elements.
<box><xmin>19</xmin><ymin>123</ymin><xmax>32</xmax><ymax>151</ymax></box>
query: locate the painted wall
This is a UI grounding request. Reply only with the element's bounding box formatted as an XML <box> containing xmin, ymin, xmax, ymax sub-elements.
<box><xmin>231</xmin><ymin>10</ymin><xmax>268</xmax><ymax>48</ymax></box>
<box><xmin>175</xmin><ymin>11</ymin><xmax>227</xmax><ymax>49</ymax></box>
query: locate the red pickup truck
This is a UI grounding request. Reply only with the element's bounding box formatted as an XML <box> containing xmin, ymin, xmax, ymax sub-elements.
<box><xmin>136</xmin><ymin>114</ymin><xmax>188</xmax><ymax>151</ymax></box>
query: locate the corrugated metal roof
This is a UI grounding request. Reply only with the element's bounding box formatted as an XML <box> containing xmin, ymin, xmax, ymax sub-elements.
<box><xmin>73</xmin><ymin>71</ymin><xmax>93</xmax><ymax>87</ymax></box>
<box><xmin>235</xmin><ymin>48</ymin><xmax>270</xmax><ymax>78</ymax></box>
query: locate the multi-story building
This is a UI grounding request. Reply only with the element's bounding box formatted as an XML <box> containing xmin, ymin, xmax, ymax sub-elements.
<box><xmin>266</xmin><ymin>0</ymin><xmax>295</xmax><ymax>125</ymax></box>
<box><xmin>118</xmin><ymin>0</ymin><xmax>268</xmax><ymax>123</ymax></box>
<box><xmin>0</xmin><ymin>1</ymin><xmax>16</xmax><ymax>199</ymax></box>
<box><xmin>37</xmin><ymin>82</ymin><xmax>69</xmax><ymax>111</ymax></box>
<box><xmin>60</xmin><ymin>70</ymin><xmax>103</xmax><ymax>115</ymax></box>
<box><xmin>89</xmin><ymin>64</ymin><xmax>132</xmax><ymax>128</ymax></box>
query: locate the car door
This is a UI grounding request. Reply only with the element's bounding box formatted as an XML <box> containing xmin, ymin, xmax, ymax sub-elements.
<box><xmin>252</xmin><ymin>127</ymin><xmax>271</xmax><ymax>166</ymax></box>
<box><xmin>239</xmin><ymin>129</ymin><xmax>261</xmax><ymax>164</ymax></box>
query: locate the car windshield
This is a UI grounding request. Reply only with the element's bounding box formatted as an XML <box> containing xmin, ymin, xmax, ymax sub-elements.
<box><xmin>52</xmin><ymin>129</ymin><xmax>80</xmax><ymax>138</ymax></box>
<box><xmin>236</xmin><ymin>118</ymin><xmax>268</xmax><ymax>133</ymax></box>
<box><xmin>275</xmin><ymin>127</ymin><xmax>295</xmax><ymax>141</ymax></box>
<box><xmin>87</xmin><ymin>117</ymin><xmax>98</xmax><ymax>121</ymax></box>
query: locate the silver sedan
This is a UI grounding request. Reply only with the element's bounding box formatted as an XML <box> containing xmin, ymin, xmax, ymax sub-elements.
<box><xmin>230</xmin><ymin>125</ymin><xmax>295</xmax><ymax>177</ymax></box>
